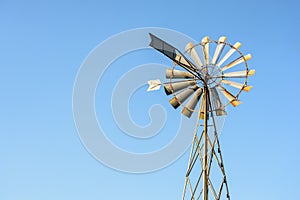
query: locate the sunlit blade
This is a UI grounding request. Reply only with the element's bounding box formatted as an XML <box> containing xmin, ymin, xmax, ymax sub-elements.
<box><xmin>174</xmin><ymin>54</ymin><xmax>190</xmax><ymax>67</ymax></box>
<box><xmin>221</xmin><ymin>79</ymin><xmax>252</xmax><ymax>92</ymax></box>
<box><xmin>217</xmin><ymin>85</ymin><xmax>241</xmax><ymax>107</ymax></box>
<box><xmin>222</xmin><ymin>69</ymin><xmax>255</xmax><ymax>78</ymax></box>
<box><xmin>217</xmin><ymin>42</ymin><xmax>242</xmax><ymax>67</ymax></box>
<box><xmin>147</xmin><ymin>79</ymin><xmax>162</xmax><ymax>91</ymax></box>
<box><xmin>182</xmin><ymin>87</ymin><xmax>203</xmax><ymax>118</ymax></box>
<box><xmin>211</xmin><ymin>36</ymin><xmax>226</xmax><ymax>65</ymax></box>
<box><xmin>248</xmin><ymin>69</ymin><xmax>255</xmax><ymax>76</ymax></box>
<box><xmin>166</xmin><ymin>68</ymin><xmax>194</xmax><ymax>79</ymax></box>
<box><xmin>221</xmin><ymin>54</ymin><xmax>251</xmax><ymax>71</ymax></box>
<box><xmin>164</xmin><ymin>80</ymin><xmax>196</xmax><ymax>95</ymax></box>
<box><xmin>202</xmin><ymin>36</ymin><xmax>210</xmax><ymax>64</ymax></box>
<box><xmin>185</xmin><ymin>42</ymin><xmax>203</xmax><ymax>68</ymax></box>
<box><xmin>169</xmin><ymin>85</ymin><xmax>199</xmax><ymax>109</ymax></box>
<box><xmin>210</xmin><ymin>87</ymin><xmax>227</xmax><ymax>116</ymax></box>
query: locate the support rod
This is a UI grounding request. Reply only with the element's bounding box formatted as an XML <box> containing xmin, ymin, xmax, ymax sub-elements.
<box><xmin>203</xmin><ymin>86</ymin><xmax>209</xmax><ymax>200</ymax></box>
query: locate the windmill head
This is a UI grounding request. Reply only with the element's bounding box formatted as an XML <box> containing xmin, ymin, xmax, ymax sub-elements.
<box><xmin>147</xmin><ymin>33</ymin><xmax>254</xmax><ymax>119</ymax></box>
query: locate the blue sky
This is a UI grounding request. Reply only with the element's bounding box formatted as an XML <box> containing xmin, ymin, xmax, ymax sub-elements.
<box><xmin>1</xmin><ymin>0</ymin><xmax>300</xmax><ymax>199</ymax></box>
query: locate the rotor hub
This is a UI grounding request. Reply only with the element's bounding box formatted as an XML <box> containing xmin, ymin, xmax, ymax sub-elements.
<box><xmin>199</xmin><ymin>64</ymin><xmax>222</xmax><ymax>88</ymax></box>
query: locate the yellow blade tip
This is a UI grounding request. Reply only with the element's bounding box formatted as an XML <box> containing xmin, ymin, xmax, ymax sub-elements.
<box><xmin>243</xmin><ymin>85</ymin><xmax>253</xmax><ymax>92</ymax></box>
<box><xmin>219</xmin><ymin>36</ymin><xmax>227</xmax><ymax>42</ymax></box>
<box><xmin>185</xmin><ymin>42</ymin><xmax>193</xmax><ymax>51</ymax></box>
<box><xmin>248</xmin><ymin>69</ymin><xmax>255</xmax><ymax>76</ymax></box>
<box><xmin>202</xmin><ymin>36</ymin><xmax>209</xmax><ymax>43</ymax></box>
<box><xmin>231</xmin><ymin>100</ymin><xmax>242</xmax><ymax>107</ymax></box>
<box><xmin>244</xmin><ymin>54</ymin><xmax>252</xmax><ymax>61</ymax></box>
<box><xmin>169</xmin><ymin>97</ymin><xmax>179</xmax><ymax>109</ymax></box>
<box><xmin>234</xmin><ymin>42</ymin><xmax>242</xmax><ymax>49</ymax></box>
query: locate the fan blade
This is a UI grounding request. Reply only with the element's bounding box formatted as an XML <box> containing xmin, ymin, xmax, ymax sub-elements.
<box><xmin>166</xmin><ymin>68</ymin><xmax>195</xmax><ymax>79</ymax></box>
<box><xmin>211</xmin><ymin>36</ymin><xmax>226</xmax><ymax>65</ymax></box>
<box><xmin>217</xmin><ymin>85</ymin><xmax>241</xmax><ymax>107</ymax></box>
<box><xmin>248</xmin><ymin>69</ymin><xmax>255</xmax><ymax>76</ymax></box>
<box><xmin>221</xmin><ymin>79</ymin><xmax>252</xmax><ymax>92</ymax></box>
<box><xmin>169</xmin><ymin>85</ymin><xmax>199</xmax><ymax>109</ymax></box>
<box><xmin>210</xmin><ymin>87</ymin><xmax>227</xmax><ymax>116</ymax></box>
<box><xmin>202</xmin><ymin>36</ymin><xmax>210</xmax><ymax>64</ymax></box>
<box><xmin>182</xmin><ymin>87</ymin><xmax>203</xmax><ymax>118</ymax></box>
<box><xmin>164</xmin><ymin>80</ymin><xmax>196</xmax><ymax>95</ymax></box>
<box><xmin>185</xmin><ymin>42</ymin><xmax>203</xmax><ymax>68</ymax></box>
<box><xmin>174</xmin><ymin>54</ymin><xmax>191</xmax><ymax>67</ymax></box>
<box><xmin>147</xmin><ymin>79</ymin><xmax>162</xmax><ymax>91</ymax></box>
<box><xmin>216</xmin><ymin>42</ymin><xmax>242</xmax><ymax>67</ymax></box>
<box><xmin>149</xmin><ymin>33</ymin><xmax>198</xmax><ymax>74</ymax></box>
<box><xmin>221</xmin><ymin>54</ymin><xmax>251</xmax><ymax>71</ymax></box>
<box><xmin>222</xmin><ymin>69</ymin><xmax>255</xmax><ymax>78</ymax></box>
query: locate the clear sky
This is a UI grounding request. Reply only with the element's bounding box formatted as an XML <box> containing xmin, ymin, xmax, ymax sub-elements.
<box><xmin>1</xmin><ymin>0</ymin><xmax>299</xmax><ymax>199</ymax></box>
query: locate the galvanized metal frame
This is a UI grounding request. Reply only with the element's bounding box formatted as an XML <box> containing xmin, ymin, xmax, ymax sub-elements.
<box><xmin>182</xmin><ymin>85</ymin><xmax>231</xmax><ymax>200</ymax></box>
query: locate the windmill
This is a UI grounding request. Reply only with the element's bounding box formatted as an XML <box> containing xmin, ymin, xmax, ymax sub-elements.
<box><xmin>147</xmin><ymin>33</ymin><xmax>254</xmax><ymax>200</ymax></box>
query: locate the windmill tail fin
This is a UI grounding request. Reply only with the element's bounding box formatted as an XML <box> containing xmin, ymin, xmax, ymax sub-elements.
<box><xmin>147</xmin><ymin>79</ymin><xmax>162</xmax><ymax>91</ymax></box>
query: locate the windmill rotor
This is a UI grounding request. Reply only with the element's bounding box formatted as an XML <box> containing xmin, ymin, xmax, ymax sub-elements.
<box><xmin>148</xmin><ymin>33</ymin><xmax>255</xmax><ymax>117</ymax></box>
